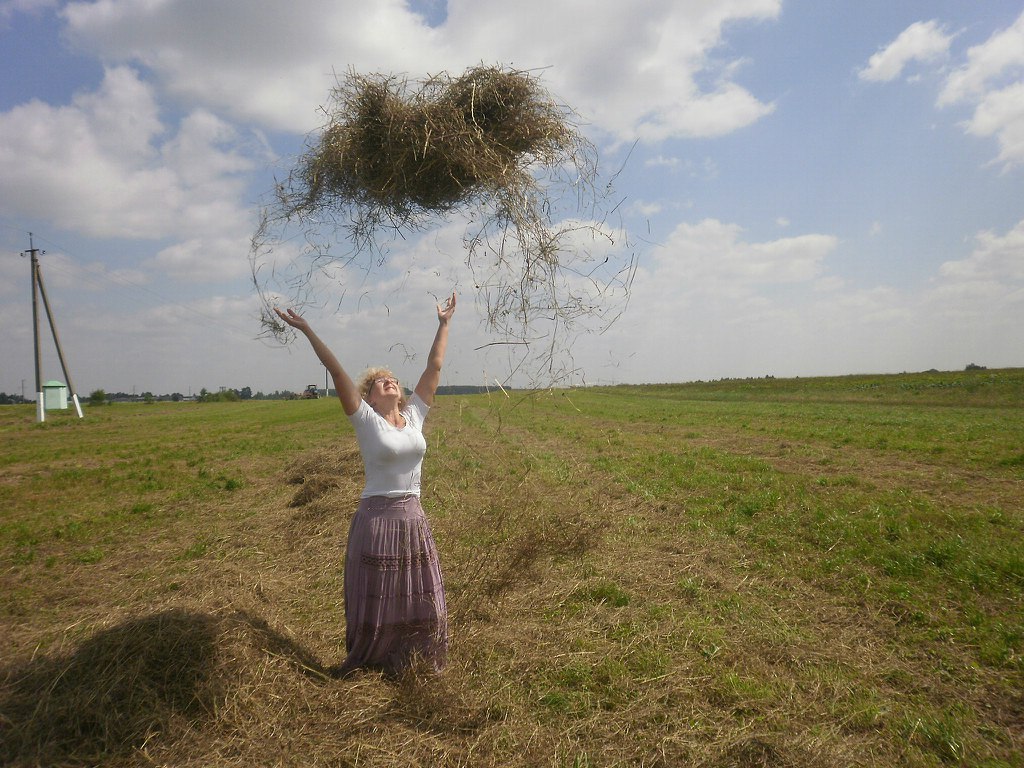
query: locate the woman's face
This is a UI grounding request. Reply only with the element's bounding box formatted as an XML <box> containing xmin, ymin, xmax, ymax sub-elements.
<box><xmin>368</xmin><ymin>375</ymin><xmax>400</xmax><ymax>406</ymax></box>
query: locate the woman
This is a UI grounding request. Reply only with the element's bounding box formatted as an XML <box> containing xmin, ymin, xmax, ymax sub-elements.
<box><xmin>274</xmin><ymin>293</ymin><xmax>456</xmax><ymax>676</ymax></box>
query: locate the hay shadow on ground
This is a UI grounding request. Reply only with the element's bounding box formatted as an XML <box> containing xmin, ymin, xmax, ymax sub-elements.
<box><xmin>229</xmin><ymin>609</ymin><xmax>335</xmax><ymax>680</ymax></box>
<box><xmin>0</xmin><ymin>608</ymin><xmax>336</xmax><ymax>766</ymax></box>
<box><xmin>0</xmin><ymin>609</ymin><xmax>221</xmax><ymax>765</ymax></box>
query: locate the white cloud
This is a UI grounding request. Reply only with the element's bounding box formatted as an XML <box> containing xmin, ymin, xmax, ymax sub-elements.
<box><xmin>649</xmin><ymin>219</ymin><xmax>836</xmax><ymax>289</ymax></box>
<box><xmin>63</xmin><ymin>0</ymin><xmax>443</xmax><ymax>134</ymax></box>
<box><xmin>443</xmin><ymin>0</ymin><xmax>782</xmax><ymax>141</ymax></box>
<box><xmin>859</xmin><ymin>20</ymin><xmax>951</xmax><ymax>83</ymax></box>
<box><xmin>860</xmin><ymin>13</ymin><xmax>1024</xmax><ymax>169</ymax></box>
<box><xmin>241</xmin><ymin>215</ymin><xmax>1024</xmax><ymax>386</ymax></box>
<box><xmin>578</xmin><ymin>213</ymin><xmax>1024</xmax><ymax>383</ymax></box>
<box><xmin>148</xmin><ymin>236</ymin><xmax>254</xmax><ymax>283</ymax></box>
<box><xmin>914</xmin><ymin>220</ymin><xmax>1024</xmax><ymax>366</ymax></box>
<box><xmin>938</xmin><ymin>12</ymin><xmax>1024</xmax><ymax>105</ymax></box>
<box><xmin>0</xmin><ymin>66</ymin><xmax>262</xmax><ymax>278</ymax></box>
<box><xmin>938</xmin><ymin>218</ymin><xmax>1024</xmax><ymax>283</ymax></box>
<box><xmin>61</xmin><ymin>292</ymin><xmax>269</xmax><ymax>394</ymax></box>
<box><xmin>963</xmin><ymin>81</ymin><xmax>1024</xmax><ymax>169</ymax></box>
<box><xmin>645</xmin><ymin>155</ymin><xmax>680</xmax><ymax>168</ymax></box>
<box><xmin>629</xmin><ymin>200</ymin><xmax>664</xmax><ymax>218</ymax></box>
<box><xmin>581</xmin><ymin>220</ymin><xmax>839</xmax><ymax>380</ymax></box>
<box><xmin>0</xmin><ymin>67</ymin><xmax>167</xmax><ymax>237</ymax></box>
<box><xmin>937</xmin><ymin>10</ymin><xmax>1024</xmax><ymax>168</ymax></box>
<box><xmin>812</xmin><ymin>275</ymin><xmax>844</xmax><ymax>293</ymax></box>
<box><xmin>635</xmin><ymin>82</ymin><xmax>774</xmax><ymax>142</ymax></box>
<box><xmin>62</xmin><ymin>0</ymin><xmax>779</xmax><ymax>142</ymax></box>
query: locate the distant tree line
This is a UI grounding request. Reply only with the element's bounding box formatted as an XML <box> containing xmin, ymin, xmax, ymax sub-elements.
<box><xmin>82</xmin><ymin>386</ymin><xmax>312</xmax><ymax>405</ymax></box>
<box><xmin>3</xmin><ymin>384</ymin><xmax>507</xmax><ymax>407</ymax></box>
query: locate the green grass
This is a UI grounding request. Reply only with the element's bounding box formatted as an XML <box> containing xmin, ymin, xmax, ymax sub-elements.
<box><xmin>511</xmin><ymin>380</ymin><xmax>1024</xmax><ymax>688</ymax></box>
<box><xmin>0</xmin><ymin>400</ymin><xmax>341</xmax><ymax>568</ymax></box>
<box><xmin>1</xmin><ymin>369</ymin><xmax>1022</xmax><ymax>767</ymax></box>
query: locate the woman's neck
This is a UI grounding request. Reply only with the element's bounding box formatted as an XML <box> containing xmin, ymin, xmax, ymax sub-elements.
<box><xmin>373</xmin><ymin>402</ymin><xmax>405</xmax><ymax>427</ymax></box>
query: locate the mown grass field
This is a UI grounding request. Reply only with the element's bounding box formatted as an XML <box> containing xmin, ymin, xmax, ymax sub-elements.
<box><xmin>1</xmin><ymin>368</ymin><xmax>1022</xmax><ymax>767</ymax></box>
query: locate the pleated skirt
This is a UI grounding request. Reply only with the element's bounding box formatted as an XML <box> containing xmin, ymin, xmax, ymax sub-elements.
<box><xmin>336</xmin><ymin>494</ymin><xmax>447</xmax><ymax>676</ymax></box>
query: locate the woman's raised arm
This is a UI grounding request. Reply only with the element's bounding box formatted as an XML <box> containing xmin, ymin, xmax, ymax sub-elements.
<box><xmin>274</xmin><ymin>308</ymin><xmax>361</xmax><ymax>416</ymax></box>
<box><xmin>414</xmin><ymin>293</ymin><xmax>456</xmax><ymax>407</ymax></box>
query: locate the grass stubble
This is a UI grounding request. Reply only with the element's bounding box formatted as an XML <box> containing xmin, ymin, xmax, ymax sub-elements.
<box><xmin>0</xmin><ymin>369</ymin><xmax>1021</xmax><ymax>766</ymax></box>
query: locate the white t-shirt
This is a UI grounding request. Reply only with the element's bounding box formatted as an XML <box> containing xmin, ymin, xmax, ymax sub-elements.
<box><xmin>348</xmin><ymin>393</ymin><xmax>429</xmax><ymax>498</ymax></box>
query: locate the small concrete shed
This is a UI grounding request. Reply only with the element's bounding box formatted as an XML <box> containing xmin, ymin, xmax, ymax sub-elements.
<box><xmin>43</xmin><ymin>380</ymin><xmax>68</xmax><ymax>410</ymax></box>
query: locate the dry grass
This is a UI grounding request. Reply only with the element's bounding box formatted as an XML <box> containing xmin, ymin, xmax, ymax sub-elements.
<box><xmin>1</xmin><ymin>382</ymin><xmax>1021</xmax><ymax>766</ymax></box>
<box><xmin>0</xmin><ymin>405</ymin><xmax>612</xmax><ymax>767</ymax></box>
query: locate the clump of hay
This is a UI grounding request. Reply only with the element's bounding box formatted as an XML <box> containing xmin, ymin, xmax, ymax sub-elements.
<box><xmin>284</xmin><ymin>446</ymin><xmax>362</xmax><ymax>486</ymax></box>
<box><xmin>293</xmin><ymin>66</ymin><xmax>574</xmax><ymax>219</ymax></box>
<box><xmin>252</xmin><ymin>65</ymin><xmax>634</xmax><ymax>383</ymax></box>
<box><xmin>284</xmin><ymin>446</ymin><xmax>361</xmax><ymax>515</ymax></box>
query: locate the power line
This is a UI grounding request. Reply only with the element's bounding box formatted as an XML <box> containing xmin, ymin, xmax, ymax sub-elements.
<box><xmin>14</xmin><ymin>230</ymin><xmax>264</xmax><ymax>344</ymax></box>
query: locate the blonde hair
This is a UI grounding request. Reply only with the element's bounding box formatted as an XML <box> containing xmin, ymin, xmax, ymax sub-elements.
<box><xmin>358</xmin><ymin>367</ymin><xmax>407</xmax><ymax>410</ymax></box>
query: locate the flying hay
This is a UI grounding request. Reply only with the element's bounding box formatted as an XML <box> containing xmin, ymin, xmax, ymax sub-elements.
<box><xmin>252</xmin><ymin>65</ymin><xmax>634</xmax><ymax>384</ymax></box>
<box><xmin>293</xmin><ymin>66</ymin><xmax>575</xmax><ymax>217</ymax></box>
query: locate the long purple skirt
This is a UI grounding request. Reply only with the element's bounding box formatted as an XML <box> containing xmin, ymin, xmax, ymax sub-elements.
<box><xmin>336</xmin><ymin>494</ymin><xmax>447</xmax><ymax>676</ymax></box>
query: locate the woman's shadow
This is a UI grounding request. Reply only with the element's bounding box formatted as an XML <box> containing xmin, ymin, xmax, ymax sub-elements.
<box><xmin>0</xmin><ymin>608</ymin><xmax>333</xmax><ymax>765</ymax></box>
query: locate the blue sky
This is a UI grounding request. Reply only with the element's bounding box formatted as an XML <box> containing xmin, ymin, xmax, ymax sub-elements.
<box><xmin>1</xmin><ymin>0</ymin><xmax>1022</xmax><ymax>396</ymax></box>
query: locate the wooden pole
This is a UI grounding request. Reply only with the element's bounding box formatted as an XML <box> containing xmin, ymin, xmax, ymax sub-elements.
<box><xmin>29</xmin><ymin>236</ymin><xmax>45</xmax><ymax>423</ymax></box>
<box><xmin>35</xmin><ymin>262</ymin><xmax>84</xmax><ymax>418</ymax></box>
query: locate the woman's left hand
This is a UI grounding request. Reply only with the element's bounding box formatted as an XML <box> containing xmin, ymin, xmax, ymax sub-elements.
<box><xmin>437</xmin><ymin>292</ymin><xmax>456</xmax><ymax>325</ymax></box>
<box><xmin>274</xmin><ymin>307</ymin><xmax>311</xmax><ymax>333</ymax></box>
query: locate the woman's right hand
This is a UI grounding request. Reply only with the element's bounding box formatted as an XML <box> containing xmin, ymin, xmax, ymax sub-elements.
<box><xmin>274</xmin><ymin>307</ymin><xmax>310</xmax><ymax>333</ymax></box>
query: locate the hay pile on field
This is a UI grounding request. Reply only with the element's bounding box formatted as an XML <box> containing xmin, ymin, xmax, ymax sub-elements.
<box><xmin>285</xmin><ymin>445</ymin><xmax>362</xmax><ymax>519</ymax></box>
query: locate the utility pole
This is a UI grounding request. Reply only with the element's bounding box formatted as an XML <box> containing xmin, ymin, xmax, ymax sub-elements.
<box><xmin>29</xmin><ymin>235</ymin><xmax>44</xmax><ymax>422</ymax></box>
<box><xmin>25</xmin><ymin>233</ymin><xmax>84</xmax><ymax>422</ymax></box>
